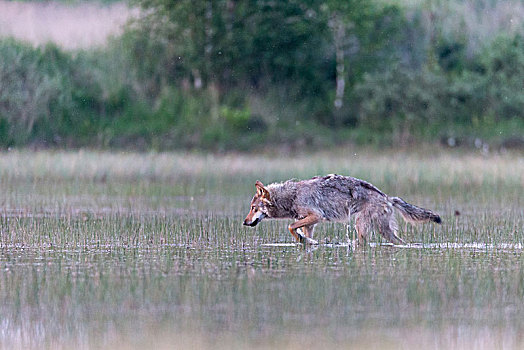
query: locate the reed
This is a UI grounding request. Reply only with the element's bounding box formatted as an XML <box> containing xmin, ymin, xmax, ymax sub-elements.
<box><xmin>0</xmin><ymin>150</ymin><xmax>522</xmax><ymax>349</ymax></box>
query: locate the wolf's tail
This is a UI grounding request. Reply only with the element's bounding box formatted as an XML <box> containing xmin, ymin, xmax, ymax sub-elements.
<box><xmin>390</xmin><ymin>197</ymin><xmax>441</xmax><ymax>224</ymax></box>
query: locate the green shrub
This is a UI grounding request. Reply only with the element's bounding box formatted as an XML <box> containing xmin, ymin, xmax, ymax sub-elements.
<box><xmin>0</xmin><ymin>38</ymin><xmax>140</xmax><ymax>148</ymax></box>
<box><xmin>471</xmin><ymin>34</ymin><xmax>524</xmax><ymax>121</ymax></box>
<box><xmin>0</xmin><ymin>40</ymin><xmax>61</xmax><ymax>146</ymax></box>
<box><xmin>220</xmin><ymin>106</ymin><xmax>250</xmax><ymax>130</ymax></box>
<box><xmin>354</xmin><ymin>66</ymin><xmax>448</xmax><ymax>145</ymax></box>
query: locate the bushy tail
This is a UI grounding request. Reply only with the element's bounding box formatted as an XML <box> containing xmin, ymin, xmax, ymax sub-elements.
<box><xmin>390</xmin><ymin>197</ymin><xmax>441</xmax><ymax>224</ymax></box>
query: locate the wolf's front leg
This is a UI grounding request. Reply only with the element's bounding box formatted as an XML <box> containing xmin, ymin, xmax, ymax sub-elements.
<box><xmin>289</xmin><ymin>215</ymin><xmax>320</xmax><ymax>245</ymax></box>
<box><xmin>288</xmin><ymin>226</ymin><xmax>306</xmax><ymax>243</ymax></box>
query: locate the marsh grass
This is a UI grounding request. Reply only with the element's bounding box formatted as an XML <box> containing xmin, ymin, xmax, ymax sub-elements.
<box><xmin>0</xmin><ymin>150</ymin><xmax>523</xmax><ymax>349</ymax></box>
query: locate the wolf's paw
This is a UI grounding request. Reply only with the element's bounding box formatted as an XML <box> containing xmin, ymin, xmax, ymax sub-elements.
<box><xmin>297</xmin><ymin>234</ymin><xmax>318</xmax><ymax>245</ymax></box>
<box><xmin>304</xmin><ymin>237</ymin><xmax>319</xmax><ymax>245</ymax></box>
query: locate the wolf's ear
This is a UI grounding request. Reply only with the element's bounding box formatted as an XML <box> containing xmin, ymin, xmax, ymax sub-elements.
<box><xmin>255</xmin><ymin>180</ymin><xmax>270</xmax><ymax>200</ymax></box>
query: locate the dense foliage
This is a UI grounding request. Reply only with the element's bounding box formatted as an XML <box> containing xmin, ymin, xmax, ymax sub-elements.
<box><xmin>0</xmin><ymin>0</ymin><xmax>523</xmax><ymax>150</ymax></box>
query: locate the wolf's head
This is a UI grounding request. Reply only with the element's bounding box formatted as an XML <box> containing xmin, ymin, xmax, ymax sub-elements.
<box><xmin>243</xmin><ymin>180</ymin><xmax>272</xmax><ymax>227</ymax></box>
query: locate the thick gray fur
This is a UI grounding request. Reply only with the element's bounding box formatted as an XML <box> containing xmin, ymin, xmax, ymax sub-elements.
<box><xmin>263</xmin><ymin>174</ymin><xmax>441</xmax><ymax>244</ymax></box>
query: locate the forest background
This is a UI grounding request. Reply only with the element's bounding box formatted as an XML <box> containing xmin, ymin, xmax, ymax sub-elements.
<box><xmin>1</xmin><ymin>0</ymin><xmax>523</xmax><ymax>152</ymax></box>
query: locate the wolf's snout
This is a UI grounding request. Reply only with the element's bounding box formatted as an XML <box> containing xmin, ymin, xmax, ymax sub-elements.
<box><xmin>243</xmin><ymin>218</ymin><xmax>259</xmax><ymax>227</ymax></box>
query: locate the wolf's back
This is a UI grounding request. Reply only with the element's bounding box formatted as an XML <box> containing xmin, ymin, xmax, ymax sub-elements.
<box><xmin>390</xmin><ymin>197</ymin><xmax>441</xmax><ymax>224</ymax></box>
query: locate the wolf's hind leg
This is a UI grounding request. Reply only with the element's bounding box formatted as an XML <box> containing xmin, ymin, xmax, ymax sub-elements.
<box><xmin>377</xmin><ymin>210</ymin><xmax>405</xmax><ymax>245</ymax></box>
<box><xmin>354</xmin><ymin>214</ymin><xmax>370</xmax><ymax>245</ymax></box>
<box><xmin>303</xmin><ymin>224</ymin><xmax>316</xmax><ymax>239</ymax></box>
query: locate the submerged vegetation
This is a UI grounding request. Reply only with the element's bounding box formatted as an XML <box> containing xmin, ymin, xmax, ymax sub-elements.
<box><xmin>0</xmin><ymin>150</ymin><xmax>522</xmax><ymax>348</ymax></box>
<box><xmin>0</xmin><ymin>0</ymin><xmax>524</xmax><ymax>150</ymax></box>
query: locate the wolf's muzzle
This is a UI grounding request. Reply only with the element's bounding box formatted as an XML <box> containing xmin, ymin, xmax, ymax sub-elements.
<box><xmin>243</xmin><ymin>217</ymin><xmax>260</xmax><ymax>227</ymax></box>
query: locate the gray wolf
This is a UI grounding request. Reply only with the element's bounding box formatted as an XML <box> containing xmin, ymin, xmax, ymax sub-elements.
<box><xmin>243</xmin><ymin>174</ymin><xmax>441</xmax><ymax>245</ymax></box>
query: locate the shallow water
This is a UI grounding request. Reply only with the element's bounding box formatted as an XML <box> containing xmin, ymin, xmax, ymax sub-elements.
<box><xmin>265</xmin><ymin>242</ymin><xmax>524</xmax><ymax>250</ymax></box>
<box><xmin>0</xmin><ymin>152</ymin><xmax>523</xmax><ymax>349</ymax></box>
<box><xmin>1</xmin><ymin>242</ymin><xmax>524</xmax><ymax>349</ymax></box>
